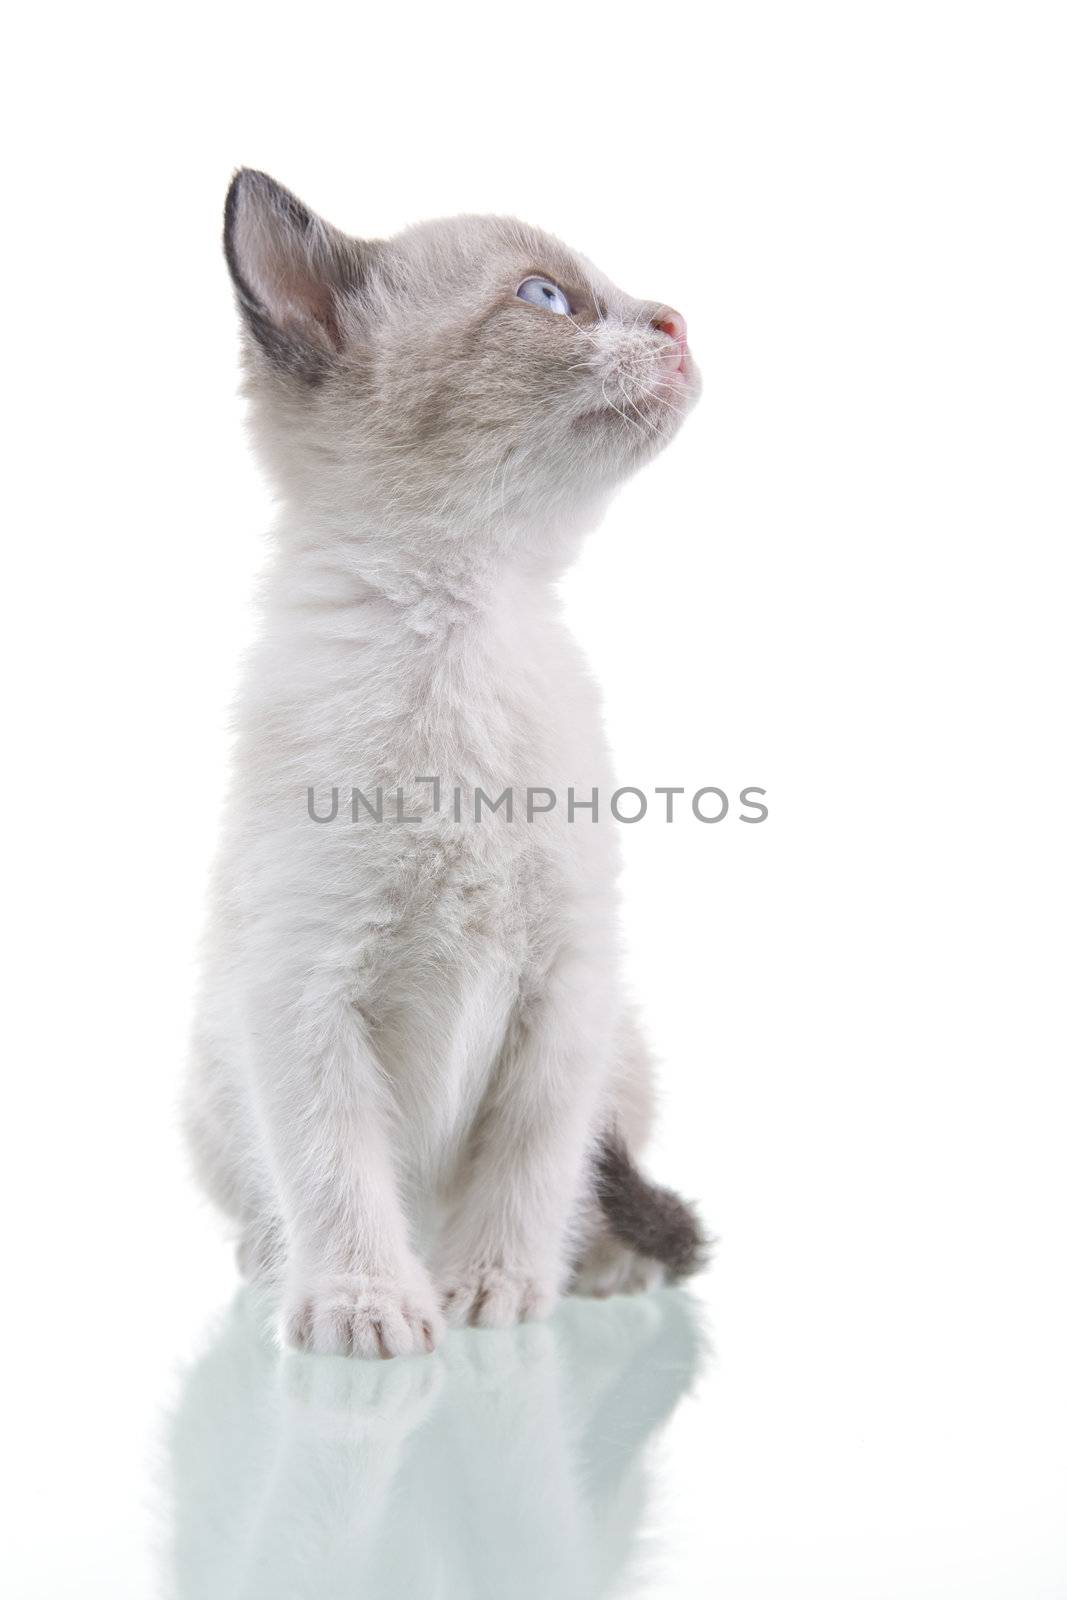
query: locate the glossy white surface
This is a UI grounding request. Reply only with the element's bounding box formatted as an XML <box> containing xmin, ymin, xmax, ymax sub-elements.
<box><xmin>6</xmin><ymin>2</ymin><xmax>1065</xmax><ymax>1594</ymax></box>
<box><xmin>7</xmin><ymin>1208</ymin><xmax>1066</xmax><ymax>1597</ymax></box>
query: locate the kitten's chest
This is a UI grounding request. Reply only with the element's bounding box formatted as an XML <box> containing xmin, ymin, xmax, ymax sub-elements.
<box><xmin>363</xmin><ymin>824</ymin><xmax>554</xmax><ymax>1164</ymax></box>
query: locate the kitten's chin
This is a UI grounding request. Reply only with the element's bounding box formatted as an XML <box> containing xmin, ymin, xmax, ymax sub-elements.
<box><xmin>573</xmin><ymin>374</ymin><xmax>695</xmax><ymax>463</ymax></box>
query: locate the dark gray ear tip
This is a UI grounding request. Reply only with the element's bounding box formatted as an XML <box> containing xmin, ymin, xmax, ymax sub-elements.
<box><xmin>225</xmin><ymin>169</ymin><xmax>272</xmax><ymax>235</ymax></box>
<box><xmin>227</xmin><ymin>168</ymin><xmax>311</xmax><ymax>219</ymax></box>
<box><xmin>222</xmin><ymin>171</ymin><xmax>261</xmax><ymax>309</ymax></box>
<box><xmin>223</xmin><ymin>172</ymin><xmax>242</xmax><ymax>243</ymax></box>
<box><xmin>223</xmin><ymin>170</ymin><xmax>301</xmax><ymax>297</ymax></box>
<box><xmin>227</xmin><ymin>167</ymin><xmax>280</xmax><ymax>200</ymax></box>
<box><xmin>224</xmin><ymin>169</ymin><xmax>292</xmax><ymax>232</ymax></box>
<box><xmin>223</xmin><ymin>170</ymin><xmax>318</xmax><ymax>271</ymax></box>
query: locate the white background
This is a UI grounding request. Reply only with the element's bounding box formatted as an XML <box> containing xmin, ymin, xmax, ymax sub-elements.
<box><xmin>4</xmin><ymin>3</ymin><xmax>1065</xmax><ymax>1596</ymax></box>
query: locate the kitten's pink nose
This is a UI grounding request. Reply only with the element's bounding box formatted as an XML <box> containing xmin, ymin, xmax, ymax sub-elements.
<box><xmin>653</xmin><ymin>309</ymin><xmax>687</xmax><ymax>347</ymax></box>
<box><xmin>652</xmin><ymin>308</ymin><xmax>687</xmax><ymax>372</ymax></box>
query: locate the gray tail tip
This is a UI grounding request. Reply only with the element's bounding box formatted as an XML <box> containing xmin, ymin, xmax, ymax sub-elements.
<box><xmin>595</xmin><ymin>1132</ymin><xmax>712</xmax><ymax>1282</ymax></box>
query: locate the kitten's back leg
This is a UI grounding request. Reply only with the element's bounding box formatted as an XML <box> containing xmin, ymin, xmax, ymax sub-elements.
<box><xmin>185</xmin><ymin>1028</ymin><xmax>281</xmax><ymax>1276</ymax></box>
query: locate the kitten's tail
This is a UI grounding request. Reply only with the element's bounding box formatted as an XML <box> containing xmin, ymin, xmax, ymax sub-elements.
<box><xmin>594</xmin><ymin>1131</ymin><xmax>710</xmax><ymax>1282</ymax></box>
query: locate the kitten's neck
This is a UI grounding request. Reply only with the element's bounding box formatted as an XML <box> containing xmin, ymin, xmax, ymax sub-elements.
<box><xmin>261</xmin><ymin>513</ymin><xmax>563</xmax><ymax>649</ymax></box>
<box><xmin>262</xmin><ymin>496</ymin><xmax>603</xmax><ymax>641</ymax></box>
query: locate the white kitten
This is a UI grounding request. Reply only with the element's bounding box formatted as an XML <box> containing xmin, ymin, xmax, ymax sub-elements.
<box><xmin>186</xmin><ymin>170</ymin><xmax>706</xmax><ymax>1357</ymax></box>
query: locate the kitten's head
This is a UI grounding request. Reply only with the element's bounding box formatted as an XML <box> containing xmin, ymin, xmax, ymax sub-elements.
<box><xmin>224</xmin><ymin>170</ymin><xmax>699</xmax><ymax>551</ymax></box>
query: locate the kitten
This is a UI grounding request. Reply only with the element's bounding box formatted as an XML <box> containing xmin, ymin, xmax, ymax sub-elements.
<box><xmin>186</xmin><ymin>170</ymin><xmax>707</xmax><ymax>1358</ymax></box>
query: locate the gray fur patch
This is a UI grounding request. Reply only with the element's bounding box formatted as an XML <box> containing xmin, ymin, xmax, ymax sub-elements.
<box><xmin>594</xmin><ymin>1132</ymin><xmax>709</xmax><ymax>1282</ymax></box>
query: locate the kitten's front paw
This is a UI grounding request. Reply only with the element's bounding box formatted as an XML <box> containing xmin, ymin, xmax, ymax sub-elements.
<box><xmin>283</xmin><ymin>1271</ymin><xmax>445</xmax><ymax>1359</ymax></box>
<box><xmin>438</xmin><ymin>1264</ymin><xmax>559</xmax><ymax>1329</ymax></box>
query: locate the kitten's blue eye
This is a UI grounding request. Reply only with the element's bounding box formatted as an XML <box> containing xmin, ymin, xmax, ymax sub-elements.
<box><xmin>516</xmin><ymin>276</ymin><xmax>571</xmax><ymax>316</ymax></box>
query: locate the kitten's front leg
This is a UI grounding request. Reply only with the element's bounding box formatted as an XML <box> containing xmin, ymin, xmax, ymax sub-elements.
<box><xmin>246</xmin><ymin>974</ymin><xmax>443</xmax><ymax>1358</ymax></box>
<box><xmin>437</xmin><ymin>950</ymin><xmax>613</xmax><ymax>1329</ymax></box>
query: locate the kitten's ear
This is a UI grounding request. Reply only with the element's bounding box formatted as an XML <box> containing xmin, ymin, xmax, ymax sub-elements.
<box><xmin>223</xmin><ymin>169</ymin><xmax>369</xmax><ymax>379</ymax></box>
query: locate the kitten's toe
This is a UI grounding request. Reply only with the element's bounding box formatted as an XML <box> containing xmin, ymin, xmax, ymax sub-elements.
<box><xmin>439</xmin><ymin>1265</ymin><xmax>558</xmax><ymax>1329</ymax></box>
<box><xmin>283</xmin><ymin>1272</ymin><xmax>445</xmax><ymax>1358</ymax></box>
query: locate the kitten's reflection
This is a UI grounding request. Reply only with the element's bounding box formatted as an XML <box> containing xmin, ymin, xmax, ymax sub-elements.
<box><xmin>168</xmin><ymin>1287</ymin><xmax>705</xmax><ymax>1599</ymax></box>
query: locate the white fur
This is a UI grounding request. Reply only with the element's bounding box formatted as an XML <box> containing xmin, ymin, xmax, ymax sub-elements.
<box><xmin>187</xmin><ymin>179</ymin><xmax>698</xmax><ymax>1356</ymax></box>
